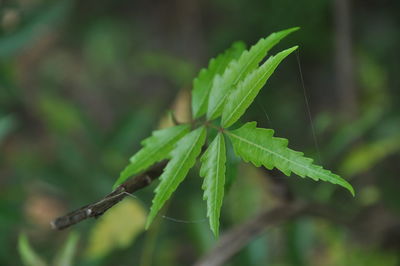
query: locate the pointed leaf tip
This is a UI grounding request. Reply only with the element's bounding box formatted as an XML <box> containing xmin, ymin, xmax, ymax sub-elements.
<box><xmin>221</xmin><ymin>46</ymin><xmax>298</xmax><ymax>128</ymax></box>
<box><xmin>226</xmin><ymin>122</ymin><xmax>355</xmax><ymax>195</ymax></box>
<box><xmin>192</xmin><ymin>42</ymin><xmax>246</xmax><ymax>119</ymax></box>
<box><xmin>288</xmin><ymin>26</ymin><xmax>300</xmax><ymax>32</ymax></box>
<box><xmin>207</xmin><ymin>28</ymin><xmax>299</xmax><ymax>120</ymax></box>
<box><xmin>200</xmin><ymin>133</ymin><xmax>227</xmax><ymax>236</ymax></box>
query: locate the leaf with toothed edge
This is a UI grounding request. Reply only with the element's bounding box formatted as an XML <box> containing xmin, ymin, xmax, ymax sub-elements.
<box><xmin>226</xmin><ymin>122</ymin><xmax>354</xmax><ymax>196</ymax></box>
<box><xmin>106</xmin><ymin>27</ymin><xmax>356</xmax><ymax>238</ymax></box>
<box><xmin>221</xmin><ymin>46</ymin><xmax>298</xmax><ymax>128</ymax></box>
<box><xmin>200</xmin><ymin>133</ymin><xmax>226</xmax><ymax>237</ymax></box>
<box><xmin>207</xmin><ymin>27</ymin><xmax>300</xmax><ymax>120</ymax></box>
<box><xmin>113</xmin><ymin>124</ymin><xmax>190</xmax><ymax>189</ymax></box>
<box><xmin>192</xmin><ymin>42</ymin><xmax>246</xmax><ymax>119</ymax></box>
<box><xmin>146</xmin><ymin>126</ymin><xmax>207</xmax><ymax>228</ymax></box>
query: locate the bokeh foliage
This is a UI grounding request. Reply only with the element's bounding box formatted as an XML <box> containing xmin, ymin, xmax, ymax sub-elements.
<box><xmin>1</xmin><ymin>0</ymin><xmax>400</xmax><ymax>265</ymax></box>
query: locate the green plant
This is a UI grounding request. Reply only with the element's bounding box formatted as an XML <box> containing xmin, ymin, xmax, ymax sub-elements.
<box><xmin>113</xmin><ymin>27</ymin><xmax>354</xmax><ymax>237</ymax></box>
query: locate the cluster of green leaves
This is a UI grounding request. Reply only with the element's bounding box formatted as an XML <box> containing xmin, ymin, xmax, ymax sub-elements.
<box><xmin>113</xmin><ymin>27</ymin><xmax>354</xmax><ymax>236</ymax></box>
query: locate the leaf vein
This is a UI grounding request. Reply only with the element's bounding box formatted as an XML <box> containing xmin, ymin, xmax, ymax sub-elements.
<box><xmin>223</xmin><ymin>60</ymin><xmax>275</xmax><ymax>125</ymax></box>
<box><xmin>226</xmin><ymin>131</ymin><xmax>331</xmax><ymax>180</ymax></box>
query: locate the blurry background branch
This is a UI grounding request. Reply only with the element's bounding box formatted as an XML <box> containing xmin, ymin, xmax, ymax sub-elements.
<box><xmin>195</xmin><ymin>200</ymin><xmax>400</xmax><ymax>266</ymax></box>
<box><xmin>194</xmin><ymin>203</ymin><xmax>306</xmax><ymax>266</ymax></box>
<box><xmin>1</xmin><ymin>0</ymin><xmax>400</xmax><ymax>265</ymax></box>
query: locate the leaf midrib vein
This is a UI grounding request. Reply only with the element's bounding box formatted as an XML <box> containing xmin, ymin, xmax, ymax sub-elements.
<box><xmin>209</xmin><ymin>40</ymin><xmax>267</xmax><ymax>118</ymax></box>
<box><xmin>226</xmin><ymin>131</ymin><xmax>334</xmax><ymax>181</ymax></box>
<box><xmin>212</xmin><ymin>134</ymin><xmax>221</xmax><ymax>225</ymax></box>
<box><xmin>155</xmin><ymin>130</ymin><xmax>203</xmax><ymax>206</ymax></box>
<box><xmin>223</xmin><ymin>59</ymin><xmax>276</xmax><ymax>126</ymax></box>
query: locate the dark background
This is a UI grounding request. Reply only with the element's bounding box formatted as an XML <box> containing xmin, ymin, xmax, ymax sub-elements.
<box><xmin>1</xmin><ymin>0</ymin><xmax>400</xmax><ymax>265</ymax></box>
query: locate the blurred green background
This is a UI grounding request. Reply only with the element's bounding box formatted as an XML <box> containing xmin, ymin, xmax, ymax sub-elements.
<box><xmin>1</xmin><ymin>0</ymin><xmax>400</xmax><ymax>265</ymax></box>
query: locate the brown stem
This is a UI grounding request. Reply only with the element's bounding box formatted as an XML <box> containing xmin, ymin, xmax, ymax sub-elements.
<box><xmin>50</xmin><ymin>160</ymin><xmax>167</xmax><ymax>230</ymax></box>
<box><xmin>194</xmin><ymin>203</ymin><xmax>306</xmax><ymax>266</ymax></box>
<box><xmin>193</xmin><ymin>200</ymin><xmax>360</xmax><ymax>266</ymax></box>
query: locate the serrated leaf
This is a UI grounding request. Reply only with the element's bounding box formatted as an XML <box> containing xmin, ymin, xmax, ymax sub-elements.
<box><xmin>207</xmin><ymin>27</ymin><xmax>299</xmax><ymax>120</ymax></box>
<box><xmin>113</xmin><ymin>124</ymin><xmax>190</xmax><ymax>189</ymax></box>
<box><xmin>200</xmin><ymin>133</ymin><xmax>226</xmax><ymax>237</ymax></box>
<box><xmin>192</xmin><ymin>42</ymin><xmax>246</xmax><ymax>119</ymax></box>
<box><xmin>146</xmin><ymin>126</ymin><xmax>207</xmax><ymax>228</ymax></box>
<box><xmin>226</xmin><ymin>122</ymin><xmax>354</xmax><ymax>196</ymax></box>
<box><xmin>222</xmin><ymin>46</ymin><xmax>298</xmax><ymax>128</ymax></box>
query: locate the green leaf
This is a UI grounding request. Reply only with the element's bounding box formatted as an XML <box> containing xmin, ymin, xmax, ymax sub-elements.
<box><xmin>192</xmin><ymin>42</ymin><xmax>246</xmax><ymax>119</ymax></box>
<box><xmin>18</xmin><ymin>233</ymin><xmax>47</xmax><ymax>266</ymax></box>
<box><xmin>146</xmin><ymin>126</ymin><xmax>207</xmax><ymax>228</ymax></box>
<box><xmin>200</xmin><ymin>133</ymin><xmax>227</xmax><ymax>237</ymax></box>
<box><xmin>226</xmin><ymin>122</ymin><xmax>354</xmax><ymax>196</ymax></box>
<box><xmin>113</xmin><ymin>124</ymin><xmax>190</xmax><ymax>189</ymax></box>
<box><xmin>207</xmin><ymin>27</ymin><xmax>299</xmax><ymax>120</ymax></box>
<box><xmin>221</xmin><ymin>46</ymin><xmax>298</xmax><ymax>128</ymax></box>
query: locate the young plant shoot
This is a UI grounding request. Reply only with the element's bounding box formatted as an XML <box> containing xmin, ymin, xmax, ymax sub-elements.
<box><xmin>113</xmin><ymin>27</ymin><xmax>354</xmax><ymax>237</ymax></box>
